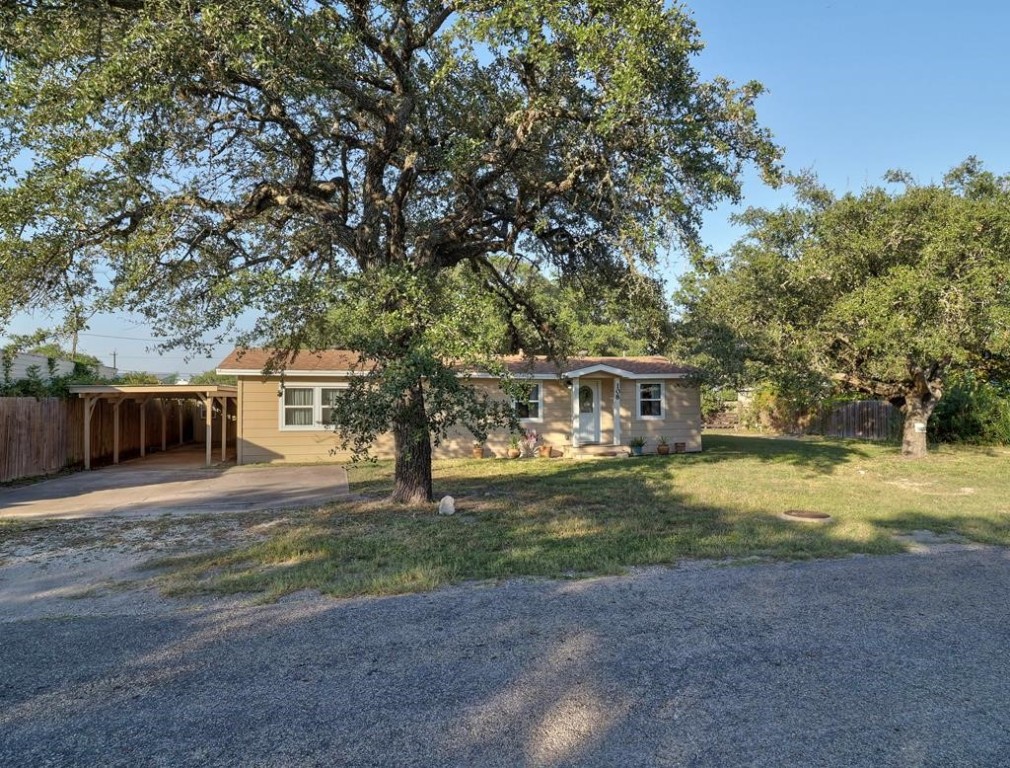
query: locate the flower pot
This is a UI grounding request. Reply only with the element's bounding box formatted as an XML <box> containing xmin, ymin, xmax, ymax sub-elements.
<box><xmin>507</xmin><ymin>448</ymin><xmax>521</xmax><ymax>459</ymax></box>
<box><xmin>630</xmin><ymin>445</ymin><xmax>644</xmax><ymax>457</ymax></box>
<box><xmin>538</xmin><ymin>444</ymin><xmax>552</xmax><ymax>458</ymax></box>
<box><xmin>657</xmin><ymin>444</ymin><xmax>670</xmax><ymax>455</ymax></box>
<box><xmin>472</xmin><ymin>446</ymin><xmax>484</xmax><ymax>459</ymax></box>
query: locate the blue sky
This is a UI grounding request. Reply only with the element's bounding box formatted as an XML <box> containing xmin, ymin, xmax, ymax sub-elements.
<box><xmin>7</xmin><ymin>0</ymin><xmax>1010</xmax><ymax>373</ymax></box>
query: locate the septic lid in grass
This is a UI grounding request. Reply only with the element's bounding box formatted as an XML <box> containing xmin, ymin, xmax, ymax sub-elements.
<box><xmin>783</xmin><ymin>509</ymin><xmax>832</xmax><ymax>522</ymax></box>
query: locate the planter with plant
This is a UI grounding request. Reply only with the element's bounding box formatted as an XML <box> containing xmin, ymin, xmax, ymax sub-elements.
<box><xmin>507</xmin><ymin>434</ymin><xmax>521</xmax><ymax>459</ymax></box>
<box><xmin>520</xmin><ymin>429</ymin><xmax>541</xmax><ymax>458</ymax></box>
<box><xmin>657</xmin><ymin>436</ymin><xmax>670</xmax><ymax>455</ymax></box>
<box><xmin>472</xmin><ymin>440</ymin><xmax>485</xmax><ymax>459</ymax></box>
<box><xmin>629</xmin><ymin>436</ymin><xmax>647</xmax><ymax>456</ymax></box>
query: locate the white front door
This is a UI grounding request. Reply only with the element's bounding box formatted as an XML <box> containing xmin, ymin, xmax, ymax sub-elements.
<box><xmin>576</xmin><ymin>381</ymin><xmax>601</xmax><ymax>444</ymax></box>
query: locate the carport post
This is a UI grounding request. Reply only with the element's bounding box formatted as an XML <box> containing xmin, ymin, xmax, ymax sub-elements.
<box><xmin>113</xmin><ymin>398</ymin><xmax>122</xmax><ymax>464</ymax></box>
<box><xmin>82</xmin><ymin>395</ymin><xmax>97</xmax><ymax>471</ymax></box>
<box><xmin>221</xmin><ymin>396</ymin><xmax>227</xmax><ymax>462</ymax></box>
<box><xmin>160</xmin><ymin>399</ymin><xmax>167</xmax><ymax>452</ymax></box>
<box><xmin>139</xmin><ymin>398</ymin><xmax>146</xmax><ymax>458</ymax></box>
<box><xmin>204</xmin><ymin>395</ymin><xmax>213</xmax><ymax>467</ymax></box>
<box><xmin>178</xmin><ymin>401</ymin><xmax>184</xmax><ymax>446</ymax></box>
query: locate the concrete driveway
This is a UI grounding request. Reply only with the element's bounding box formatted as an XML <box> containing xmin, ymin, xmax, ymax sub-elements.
<box><xmin>2</xmin><ymin>547</ymin><xmax>1009</xmax><ymax>767</ymax></box>
<box><xmin>0</xmin><ymin>448</ymin><xmax>349</xmax><ymax>519</ymax></box>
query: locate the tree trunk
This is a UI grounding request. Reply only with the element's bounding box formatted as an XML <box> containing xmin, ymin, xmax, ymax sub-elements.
<box><xmin>391</xmin><ymin>384</ymin><xmax>433</xmax><ymax>504</ymax></box>
<box><xmin>900</xmin><ymin>392</ymin><xmax>938</xmax><ymax>458</ymax></box>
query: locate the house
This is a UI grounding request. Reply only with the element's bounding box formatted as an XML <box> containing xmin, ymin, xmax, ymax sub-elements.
<box><xmin>216</xmin><ymin>348</ymin><xmax>702</xmax><ymax>463</ymax></box>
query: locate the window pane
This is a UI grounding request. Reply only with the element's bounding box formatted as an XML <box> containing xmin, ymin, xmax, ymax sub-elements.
<box><xmin>640</xmin><ymin>400</ymin><xmax>662</xmax><ymax>417</ymax></box>
<box><xmin>640</xmin><ymin>383</ymin><xmax>663</xmax><ymax>417</ymax></box>
<box><xmin>285</xmin><ymin>407</ymin><xmax>314</xmax><ymax>426</ymax></box>
<box><xmin>320</xmin><ymin>388</ymin><xmax>342</xmax><ymax>406</ymax></box>
<box><xmin>284</xmin><ymin>388</ymin><xmax>314</xmax><ymax>406</ymax></box>
<box><xmin>517</xmin><ymin>384</ymin><xmax>539</xmax><ymax>419</ymax></box>
<box><xmin>579</xmin><ymin>385</ymin><xmax>594</xmax><ymax>413</ymax></box>
<box><xmin>640</xmin><ymin>383</ymin><xmax>661</xmax><ymax>400</ymax></box>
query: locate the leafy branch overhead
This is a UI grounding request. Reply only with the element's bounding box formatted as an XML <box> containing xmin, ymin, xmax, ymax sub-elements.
<box><xmin>1</xmin><ymin>0</ymin><xmax>778</xmax><ymax>342</ymax></box>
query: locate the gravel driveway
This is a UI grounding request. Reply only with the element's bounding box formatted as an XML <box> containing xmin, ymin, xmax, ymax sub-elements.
<box><xmin>3</xmin><ymin>540</ymin><xmax>1009</xmax><ymax>767</ymax></box>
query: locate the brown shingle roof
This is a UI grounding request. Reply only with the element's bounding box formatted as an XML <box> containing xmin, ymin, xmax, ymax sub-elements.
<box><xmin>217</xmin><ymin>348</ymin><xmax>366</xmax><ymax>372</ymax></box>
<box><xmin>218</xmin><ymin>348</ymin><xmax>694</xmax><ymax>378</ymax></box>
<box><xmin>500</xmin><ymin>355</ymin><xmax>694</xmax><ymax>377</ymax></box>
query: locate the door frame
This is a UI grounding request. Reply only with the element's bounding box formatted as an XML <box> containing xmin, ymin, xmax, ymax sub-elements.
<box><xmin>576</xmin><ymin>379</ymin><xmax>602</xmax><ymax>444</ymax></box>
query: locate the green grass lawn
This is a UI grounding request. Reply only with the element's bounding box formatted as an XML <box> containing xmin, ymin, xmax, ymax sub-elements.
<box><xmin>156</xmin><ymin>434</ymin><xmax>1010</xmax><ymax>601</ymax></box>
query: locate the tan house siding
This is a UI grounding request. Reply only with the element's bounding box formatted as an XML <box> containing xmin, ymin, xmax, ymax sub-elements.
<box><xmin>231</xmin><ymin>372</ymin><xmax>701</xmax><ymax>464</ymax></box>
<box><xmin>238</xmin><ymin>376</ymin><xmax>391</xmax><ymax>463</ymax></box>
<box><xmin>625</xmin><ymin>382</ymin><xmax>702</xmax><ymax>452</ymax></box>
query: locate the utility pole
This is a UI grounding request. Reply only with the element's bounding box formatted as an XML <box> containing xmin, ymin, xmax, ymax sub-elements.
<box><xmin>111</xmin><ymin>350</ymin><xmax>117</xmax><ymax>370</ymax></box>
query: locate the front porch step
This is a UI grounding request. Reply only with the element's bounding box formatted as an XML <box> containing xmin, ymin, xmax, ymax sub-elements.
<box><xmin>569</xmin><ymin>444</ymin><xmax>630</xmax><ymax>459</ymax></box>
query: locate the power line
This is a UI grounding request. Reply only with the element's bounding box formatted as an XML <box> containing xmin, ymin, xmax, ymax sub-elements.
<box><xmin>78</xmin><ymin>331</ymin><xmax>166</xmax><ymax>342</ymax></box>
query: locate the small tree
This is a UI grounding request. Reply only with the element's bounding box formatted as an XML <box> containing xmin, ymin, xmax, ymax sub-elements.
<box><xmin>677</xmin><ymin>161</ymin><xmax>1010</xmax><ymax>457</ymax></box>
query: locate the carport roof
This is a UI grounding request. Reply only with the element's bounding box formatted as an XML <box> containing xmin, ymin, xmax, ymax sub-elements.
<box><xmin>68</xmin><ymin>384</ymin><xmax>237</xmax><ymax>397</ymax></box>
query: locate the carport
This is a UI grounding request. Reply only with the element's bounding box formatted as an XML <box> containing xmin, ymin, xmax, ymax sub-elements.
<box><xmin>68</xmin><ymin>385</ymin><xmax>238</xmax><ymax>469</ymax></box>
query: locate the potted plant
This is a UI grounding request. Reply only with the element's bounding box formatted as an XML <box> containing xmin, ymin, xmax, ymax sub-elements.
<box><xmin>629</xmin><ymin>436</ymin><xmax>647</xmax><ymax>456</ymax></box>
<box><xmin>538</xmin><ymin>442</ymin><xmax>552</xmax><ymax>458</ymax></box>
<box><xmin>472</xmin><ymin>440</ymin><xmax>485</xmax><ymax>459</ymax></box>
<box><xmin>507</xmin><ymin>434</ymin><xmax>521</xmax><ymax>459</ymax></box>
<box><xmin>656</xmin><ymin>436</ymin><xmax>670</xmax><ymax>455</ymax></box>
<box><xmin>520</xmin><ymin>428</ymin><xmax>540</xmax><ymax>458</ymax></box>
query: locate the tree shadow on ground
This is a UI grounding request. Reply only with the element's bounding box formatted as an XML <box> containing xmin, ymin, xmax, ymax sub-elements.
<box><xmin>687</xmin><ymin>433</ymin><xmax>876</xmax><ymax>474</ymax></box>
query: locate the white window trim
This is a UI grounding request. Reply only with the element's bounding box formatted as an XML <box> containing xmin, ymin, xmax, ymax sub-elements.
<box><xmin>515</xmin><ymin>382</ymin><xmax>544</xmax><ymax>423</ymax></box>
<box><xmin>279</xmin><ymin>384</ymin><xmax>349</xmax><ymax>431</ymax></box>
<box><xmin>636</xmin><ymin>381</ymin><xmax>665</xmax><ymax>421</ymax></box>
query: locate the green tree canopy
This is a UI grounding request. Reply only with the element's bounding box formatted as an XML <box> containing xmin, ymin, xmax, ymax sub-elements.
<box><xmin>676</xmin><ymin>160</ymin><xmax>1010</xmax><ymax>456</ymax></box>
<box><xmin>0</xmin><ymin>0</ymin><xmax>779</xmax><ymax>501</ymax></box>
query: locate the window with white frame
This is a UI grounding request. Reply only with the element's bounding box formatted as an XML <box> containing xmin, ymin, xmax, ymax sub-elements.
<box><xmin>281</xmin><ymin>385</ymin><xmax>347</xmax><ymax>429</ymax></box>
<box><xmin>319</xmin><ymin>387</ymin><xmax>343</xmax><ymax>427</ymax></box>
<box><xmin>637</xmin><ymin>382</ymin><xmax>664</xmax><ymax>419</ymax></box>
<box><xmin>515</xmin><ymin>383</ymin><xmax>543</xmax><ymax>421</ymax></box>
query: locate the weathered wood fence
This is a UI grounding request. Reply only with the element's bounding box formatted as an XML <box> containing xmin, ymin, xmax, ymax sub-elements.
<box><xmin>813</xmin><ymin>400</ymin><xmax>903</xmax><ymax>442</ymax></box>
<box><xmin>0</xmin><ymin>397</ymin><xmax>198</xmax><ymax>483</ymax></box>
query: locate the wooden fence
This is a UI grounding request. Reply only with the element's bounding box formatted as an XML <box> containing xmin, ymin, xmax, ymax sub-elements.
<box><xmin>812</xmin><ymin>400</ymin><xmax>903</xmax><ymax>442</ymax></box>
<box><xmin>0</xmin><ymin>397</ymin><xmax>199</xmax><ymax>483</ymax></box>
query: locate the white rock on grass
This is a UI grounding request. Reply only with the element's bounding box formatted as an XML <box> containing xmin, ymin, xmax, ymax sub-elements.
<box><xmin>437</xmin><ymin>495</ymin><xmax>455</xmax><ymax>516</ymax></box>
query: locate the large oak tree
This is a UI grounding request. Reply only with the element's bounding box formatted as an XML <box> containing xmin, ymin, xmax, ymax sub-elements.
<box><xmin>677</xmin><ymin>161</ymin><xmax>1010</xmax><ymax>457</ymax></box>
<box><xmin>0</xmin><ymin>0</ymin><xmax>779</xmax><ymax>501</ymax></box>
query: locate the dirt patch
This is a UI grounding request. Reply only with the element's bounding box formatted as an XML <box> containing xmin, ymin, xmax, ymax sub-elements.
<box><xmin>0</xmin><ymin>511</ymin><xmax>310</xmax><ymax>620</ymax></box>
<box><xmin>892</xmin><ymin>529</ymin><xmax>988</xmax><ymax>555</ymax></box>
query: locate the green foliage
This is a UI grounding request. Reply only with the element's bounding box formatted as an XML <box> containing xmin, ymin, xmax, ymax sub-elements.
<box><xmin>189</xmin><ymin>370</ymin><xmax>237</xmax><ymax>386</ymax></box>
<box><xmin>116</xmin><ymin>371</ymin><xmax>161</xmax><ymax>385</ymax></box>
<box><xmin>0</xmin><ymin>358</ymin><xmax>106</xmax><ymax>398</ymax></box>
<box><xmin>738</xmin><ymin>382</ymin><xmax>818</xmax><ymax>434</ymax></box>
<box><xmin>700</xmin><ymin>386</ymin><xmax>739</xmax><ymax>422</ymax></box>
<box><xmin>677</xmin><ymin>162</ymin><xmax>1010</xmax><ymax>454</ymax></box>
<box><xmin>929</xmin><ymin>372</ymin><xmax>1010</xmax><ymax>445</ymax></box>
